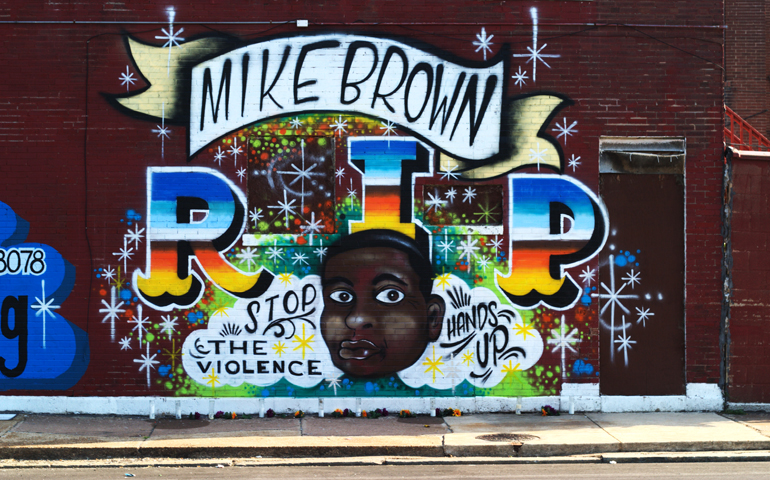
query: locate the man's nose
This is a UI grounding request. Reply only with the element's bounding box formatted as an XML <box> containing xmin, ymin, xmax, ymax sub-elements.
<box><xmin>345</xmin><ymin>297</ymin><xmax>375</xmax><ymax>331</ymax></box>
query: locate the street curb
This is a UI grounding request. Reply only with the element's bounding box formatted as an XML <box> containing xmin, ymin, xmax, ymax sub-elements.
<box><xmin>601</xmin><ymin>451</ymin><xmax>770</xmax><ymax>463</ymax></box>
<box><xmin>2</xmin><ymin>452</ymin><xmax>770</xmax><ymax>469</ymax></box>
<box><xmin>4</xmin><ymin>440</ymin><xmax>770</xmax><ymax>462</ymax></box>
<box><xmin>0</xmin><ymin>456</ymin><xmax>602</xmax><ymax>469</ymax></box>
<box><xmin>0</xmin><ymin>444</ymin><xmax>445</xmax><ymax>461</ymax></box>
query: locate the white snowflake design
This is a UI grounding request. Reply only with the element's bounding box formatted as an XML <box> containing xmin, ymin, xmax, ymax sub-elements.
<box><xmin>155</xmin><ymin>7</ymin><xmax>185</xmax><ymax>76</ymax></box>
<box><xmin>489</xmin><ymin>236</ymin><xmax>504</xmax><ymax>253</ymax></box>
<box><xmin>553</xmin><ymin>117</ymin><xmax>578</xmax><ymax>144</ymax></box>
<box><xmin>458</xmin><ymin>235</ymin><xmax>479</xmax><ymax>262</ymax></box>
<box><xmin>236</xmin><ymin>247</ymin><xmax>259</xmax><ymax>271</ymax></box>
<box><xmin>160</xmin><ymin>315</ymin><xmax>178</xmax><ymax>340</ymax></box>
<box><xmin>268</xmin><ymin>190</ymin><xmax>297</xmax><ymax>229</ymax></box>
<box><xmin>476</xmin><ymin>255</ymin><xmax>491</xmax><ymax>271</ymax></box>
<box><xmin>134</xmin><ymin>341</ymin><xmax>160</xmax><ymax>388</ymax></box>
<box><xmin>266</xmin><ymin>241</ymin><xmax>284</xmax><ymax>263</ymax></box>
<box><xmin>529</xmin><ymin>142</ymin><xmax>547</xmax><ymax>171</ymax></box>
<box><xmin>379</xmin><ymin>120</ymin><xmax>398</xmax><ymax>137</ymax></box>
<box><xmin>249</xmin><ymin>208</ymin><xmax>263</xmax><ymax>228</ymax></box>
<box><xmin>229</xmin><ymin>137</ymin><xmax>243</xmax><ymax>166</ymax></box>
<box><xmin>579</xmin><ymin>266</ymin><xmax>595</xmax><ymax>285</ymax></box>
<box><xmin>335</xmin><ymin>167</ymin><xmax>346</xmax><ymax>185</ymax></box>
<box><xmin>330</xmin><ymin>116</ymin><xmax>348</xmax><ymax>136</ymax></box>
<box><xmin>213</xmin><ymin>146</ymin><xmax>226</xmax><ymax>166</ymax></box>
<box><xmin>437</xmin><ymin>232</ymin><xmax>455</xmax><ymax>256</ymax></box>
<box><xmin>512</xmin><ymin>66</ymin><xmax>528</xmax><ymax>88</ymax></box>
<box><xmin>31</xmin><ymin>280</ymin><xmax>60</xmax><ymax>349</ymax></box>
<box><xmin>440</xmin><ymin>165</ymin><xmax>460</xmax><ymax>181</ymax></box>
<box><xmin>473</xmin><ymin>27</ymin><xmax>494</xmax><ymax>61</ymax></box>
<box><xmin>119</xmin><ymin>66</ymin><xmax>136</xmax><ymax>91</ymax></box>
<box><xmin>129</xmin><ymin>304</ymin><xmax>150</xmax><ymax>345</ymax></box>
<box><xmin>462</xmin><ymin>187</ymin><xmax>477</xmax><ymax>204</ymax></box>
<box><xmin>568</xmin><ymin>154</ymin><xmax>582</xmax><ymax>172</ymax></box>
<box><xmin>125</xmin><ymin>224</ymin><xmax>145</xmax><ymax>250</ymax></box>
<box><xmin>622</xmin><ymin>269</ymin><xmax>641</xmax><ymax>289</ymax></box>
<box><xmin>113</xmin><ymin>236</ymin><xmax>134</xmax><ymax>272</ymax></box>
<box><xmin>512</xmin><ymin>7</ymin><xmax>560</xmax><ymax>82</ymax></box>
<box><xmin>99</xmin><ymin>286</ymin><xmax>125</xmax><ymax>342</ymax></box>
<box><xmin>445</xmin><ymin>187</ymin><xmax>457</xmax><ymax>202</ymax></box>
<box><xmin>547</xmin><ymin>316</ymin><xmax>580</xmax><ymax>379</ymax></box>
<box><xmin>635</xmin><ymin>306</ymin><xmax>655</xmax><ymax>327</ymax></box>
<box><xmin>292</xmin><ymin>252</ymin><xmax>309</xmax><ymax>266</ymax></box>
<box><xmin>425</xmin><ymin>190</ymin><xmax>447</xmax><ymax>213</ymax></box>
<box><xmin>102</xmin><ymin>265</ymin><xmax>116</xmax><ymax>283</ymax></box>
<box><xmin>301</xmin><ymin>211</ymin><xmax>324</xmax><ymax>245</ymax></box>
<box><xmin>347</xmin><ymin>178</ymin><xmax>357</xmax><ymax>199</ymax></box>
<box><xmin>151</xmin><ymin>102</ymin><xmax>170</xmax><ymax>159</ymax></box>
<box><xmin>614</xmin><ymin>317</ymin><xmax>636</xmax><ymax>366</ymax></box>
<box><xmin>276</xmin><ymin>139</ymin><xmax>320</xmax><ymax>212</ymax></box>
<box><xmin>314</xmin><ymin>240</ymin><xmax>328</xmax><ymax>261</ymax></box>
<box><xmin>591</xmin><ymin>254</ymin><xmax>640</xmax><ymax>363</ymax></box>
<box><xmin>326</xmin><ymin>373</ymin><xmax>342</xmax><ymax>395</ymax></box>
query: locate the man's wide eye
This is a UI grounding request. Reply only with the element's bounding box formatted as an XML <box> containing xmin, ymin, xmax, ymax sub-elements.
<box><xmin>375</xmin><ymin>288</ymin><xmax>405</xmax><ymax>304</ymax></box>
<box><xmin>329</xmin><ymin>290</ymin><xmax>355</xmax><ymax>304</ymax></box>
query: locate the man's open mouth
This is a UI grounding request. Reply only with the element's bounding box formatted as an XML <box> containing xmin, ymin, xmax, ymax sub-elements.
<box><xmin>339</xmin><ymin>339</ymin><xmax>381</xmax><ymax>360</ymax></box>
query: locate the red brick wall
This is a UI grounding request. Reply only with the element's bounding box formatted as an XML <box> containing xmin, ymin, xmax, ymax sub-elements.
<box><xmin>0</xmin><ymin>0</ymin><xmax>725</xmax><ymax>399</ymax></box>
<box><xmin>725</xmin><ymin>0</ymin><xmax>770</xmax><ymax>137</ymax></box>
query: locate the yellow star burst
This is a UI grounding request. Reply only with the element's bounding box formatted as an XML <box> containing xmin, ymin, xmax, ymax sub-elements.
<box><xmin>422</xmin><ymin>345</ymin><xmax>445</xmax><ymax>383</ymax></box>
<box><xmin>461</xmin><ymin>349</ymin><xmax>474</xmax><ymax>366</ymax></box>
<box><xmin>501</xmin><ymin>360</ymin><xmax>521</xmax><ymax>385</ymax></box>
<box><xmin>501</xmin><ymin>360</ymin><xmax>521</xmax><ymax>375</ymax></box>
<box><xmin>512</xmin><ymin>321</ymin><xmax>535</xmax><ymax>340</ymax></box>
<box><xmin>273</xmin><ymin>341</ymin><xmax>286</xmax><ymax>357</ymax></box>
<box><xmin>202</xmin><ymin>368</ymin><xmax>220</xmax><ymax>395</ymax></box>
<box><xmin>163</xmin><ymin>338</ymin><xmax>182</xmax><ymax>370</ymax></box>
<box><xmin>292</xmin><ymin>324</ymin><xmax>314</xmax><ymax>359</ymax></box>
<box><xmin>278</xmin><ymin>272</ymin><xmax>293</xmax><ymax>286</ymax></box>
<box><xmin>212</xmin><ymin>306</ymin><xmax>229</xmax><ymax>318</ymax></box>
<box><xmin>114</xmin><ymin>267</ymin><xmax>125</xmax><ymax>291</ymax></box>
<box><xmin>435</xmin><ymin>272</ymin><xmax>451</xmax><ymax>291</ymax></box>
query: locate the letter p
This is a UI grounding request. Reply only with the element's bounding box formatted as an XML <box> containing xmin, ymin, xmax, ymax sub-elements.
<box><xmin>496</xmin><ymin>174</ymin><xmax>608</xmax><ymax>310</ymax></box>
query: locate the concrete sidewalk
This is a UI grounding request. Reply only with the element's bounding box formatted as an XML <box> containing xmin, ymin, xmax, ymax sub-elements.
<box><xmin>0</xmin><ymin>411</ymin><xmax>769</xmax><ymax>463</ymax></box>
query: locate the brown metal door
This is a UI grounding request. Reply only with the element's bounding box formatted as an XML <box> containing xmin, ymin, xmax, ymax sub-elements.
<box><xmin>727</xmin><ymin>157</ymin><xmax>770</xmax><ymax>403</ymax></box>
<box><xmin>598</xmin><ymin>173</ymin><xmax>685</xmax><ymax>395</ymax></box>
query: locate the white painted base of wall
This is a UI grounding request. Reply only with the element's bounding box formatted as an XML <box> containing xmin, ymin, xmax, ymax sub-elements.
<box><xmin>727</xmin><ymin>402</ymin><xmax>770</xmax><ymax>412</ymax></box>
<box><xmin>0</xmin><ymin>384</ymin><xmax>723</xmax><ymax>416</ymax></box>
<box><xmin>559</xmin><ymin>383</ymin><xmax>724</xmax><ymax>413</ymax></box>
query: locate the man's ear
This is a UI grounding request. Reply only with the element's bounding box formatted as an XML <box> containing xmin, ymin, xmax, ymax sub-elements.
<box><xmin>426</xmin><ymin>295</ymin><xmax>445</xmax><ymax>342</ymax></box>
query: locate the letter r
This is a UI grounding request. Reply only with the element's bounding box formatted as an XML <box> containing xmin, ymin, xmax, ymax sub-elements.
<box><xmin>135</xmin><ymin>167</ymin><xmax>273</xmax><ymax>310</ymax></box>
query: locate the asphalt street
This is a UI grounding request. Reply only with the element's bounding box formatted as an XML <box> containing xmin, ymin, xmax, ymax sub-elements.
<box><xmin>1</xmin><ymin>462</ymin><xmax>770</xmax><ymax>479</ymax></box>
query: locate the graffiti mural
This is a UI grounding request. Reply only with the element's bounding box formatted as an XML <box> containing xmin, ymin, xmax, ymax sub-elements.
<box><xmin>90</xmin><ymin>8</ymin><xmax>611</xmax><ymax>399</ymax></box>
<box><xmin>0</xmin><ymin>202</ymin><xmax>89</xmax><ymax>390</ymax></box>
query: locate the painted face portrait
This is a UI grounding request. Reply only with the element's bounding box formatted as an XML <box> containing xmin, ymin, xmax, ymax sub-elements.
<box><xmin>320</xmin><ymin>231</ymin><xmax>445</xmax><ymax>378</ymax></box>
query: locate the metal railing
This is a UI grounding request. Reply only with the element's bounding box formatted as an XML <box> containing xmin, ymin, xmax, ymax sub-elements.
<box><xmin>725</xmin><ymin>105</ymin><xmax>770</xmax><ymax>151</ymax></box>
